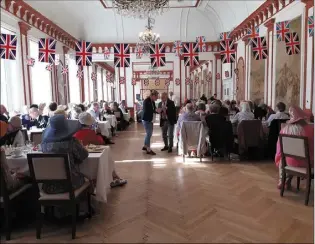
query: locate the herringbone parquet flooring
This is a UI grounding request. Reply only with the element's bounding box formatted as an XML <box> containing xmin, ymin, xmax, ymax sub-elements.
<box><xmin>4</xmin><ymin>123</ymin><xmax>314</xmax><ymax>243</ymax></box>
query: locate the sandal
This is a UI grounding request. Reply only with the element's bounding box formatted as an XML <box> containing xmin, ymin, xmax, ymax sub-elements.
<box><xmin>110</xmin><ymin>179</ymin><xmax>127</xmax><ymax>188</ymax></box>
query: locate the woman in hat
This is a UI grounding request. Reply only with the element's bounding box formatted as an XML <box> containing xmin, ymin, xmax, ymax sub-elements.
<box><xmin>73</xmin><ymin>112</ymin><xmax>127</xmax><ymax>188</ymax></box>
<box><xmin>275</xmin><ymin>106</ymin><xmax>314</xmax><ymax>189</ymax></box>
<box><xmin>0</xmin><ymin>116</ymin><xmax>25</xmax><ymax>147</ymax></box>
<box><xmin>41</xmin><ymin>115</ymin><xmax>87</xmax><ymax>194</ymax></box>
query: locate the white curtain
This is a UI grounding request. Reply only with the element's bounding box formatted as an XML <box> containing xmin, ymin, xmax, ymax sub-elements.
<box><xmin>68</xmin><ymin>55</ymin><xmax>80</xmax><ymax>103</ymax></box>
<box><xmin>29</xmin><ymin>39</ymin><xmax>52</xmax><ymax>105</ymax></box>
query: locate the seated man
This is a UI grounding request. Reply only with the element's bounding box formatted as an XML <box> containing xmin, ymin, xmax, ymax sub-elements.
<box><xmin>0</xmin><ymin>116</ymin><xmax>25</xmax><ymax>147</ymax></box>
<box><xmin>0</xmin><ymin>104</ymin><xmax>9</xmax><ymax>122</ymax></box>
<box><xmin>267</xmin><ymin>102</ymin><xmax>289</xmax><ymax>126</ymax></box>
<box><xmin>176</xmin><ymin>103</ymin><xmax>201</xmax><ymax>135</ymax></box>
<box><xmin>119</xmin><ymin>100</ymin><xmax>128</xmax><ymax>114</ymax></box>
<box><xmin>88</xmin><ymin>102</ymin><xmax>101</xmax><ymax>121</ymax></box>
<box><xmin>21</xmin><ymin>107</ymin><xmax>49</xmax><ymax>130</ymax></box>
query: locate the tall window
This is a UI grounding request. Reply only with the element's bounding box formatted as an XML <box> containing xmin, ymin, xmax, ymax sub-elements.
<box><xmin>68</xmin><ymin>55</ymin><xmax>80</xmax><ymax>103</ymax></box>
<box><xmin>0</xmin><ymin>27</ymin><xmax>22</xmax><ymax>112</ymax></box>
<box><xmin>97</xmin><ymin>69</ymin><xmax>102</xmax><ymax>101</ymax></box>
<box><xmin>29</xmin><ymin>39</ymin><xmax>52</xmax><ymax>105</ymax></box>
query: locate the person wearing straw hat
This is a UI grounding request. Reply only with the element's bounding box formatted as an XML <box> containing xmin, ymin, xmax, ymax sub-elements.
<box><xmin>40</xmin><ymin>115</ymin><xmax>87</xmax><ymax>194</ymax></box>
<box><xmin>275</xmin><ymin>106</ymin><xmax>314</xmax><ymax>190</ymax></box>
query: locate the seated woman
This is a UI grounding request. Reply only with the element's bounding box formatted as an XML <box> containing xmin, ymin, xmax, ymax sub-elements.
<box><xmin>41</xmin><ymin>115</ymin><xmax>87</xmax><ymax>194</ymax></box>
<box><xmin>275</xmin><ymin>106</ymin><xmax>314</xmax><ymax>189</ymax></box>
<box><xmin>73</xmin><ymin>112</ymin><xmax>127</xmax><ymax>188</ymax></box>
<box><xmin>231</xmin><ymin>101</ymin><xmax>255</xmax><ymax>125</ymax></box>
<box><xmin>111</xmin><ymin>102</ymin><xmax>128</xmax><ymax>130</ymax></box>
<box><xmin>229</xmin><ymin>100</ymin><xmax>240</xmax><ymax>115</ymax></box>
<box><xmin>70</xmin><ymin>106</ymin><xmax>83</xmax><ymax>120</ymax></box>
<box><xmin>0</xmin><ymin>116</ymin><xmax>25</xmax><ymax>147</ymax></box>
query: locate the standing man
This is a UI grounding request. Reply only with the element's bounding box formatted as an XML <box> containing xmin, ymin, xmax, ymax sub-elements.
<box><xmin>142</xmin><ymin>90</ymin><xmax>160</xmax><ymax>155</ymax></box>
<box><xmin>169</xmin><ymin>91</ymin><xmax>180</xmax><ymax>119</ymax></box>
<box><xmin>158</xmin><ymin>92</ymin><xmax>176</xmax><ymax>153</ymax></box>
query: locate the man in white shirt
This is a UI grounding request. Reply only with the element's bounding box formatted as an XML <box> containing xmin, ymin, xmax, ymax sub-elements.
<box><xmin>169</xmin><ymin>91</ymin><xmax>180</xmax><ymax>119</ymax></box>
<box><xmin>267</xmin><ymin>102</ymin><xmax>289</xmax><ymax>126</ymax></box>
<box><xmin>88</xmin><ymin>102</ymin><xmax>100</xmax><ymax>121</ymax></box>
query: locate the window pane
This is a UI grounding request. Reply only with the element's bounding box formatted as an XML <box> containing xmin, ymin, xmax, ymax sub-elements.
<box><xmin>69</xmin><ymin>56</ymin><xmax>80</xmax><ymax>103</ymax></box>
<box><xmin>29</xmin><ymin>39</ymin><xmax>52</xmax><ymax>105</ymax></box>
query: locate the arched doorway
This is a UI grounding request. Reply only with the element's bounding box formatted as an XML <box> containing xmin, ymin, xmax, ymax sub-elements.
<box><xmin>236</xmin><ymin>57</ymin><xmax>245</xmax><ymax>101</ymax></box>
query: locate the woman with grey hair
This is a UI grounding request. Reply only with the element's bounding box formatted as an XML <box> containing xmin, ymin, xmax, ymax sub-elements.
<box><xmin>230</xmin><ymin>101</ymin><xmax>255</xmax><ymax>125</ymax></box>
<box><xmin>71</xmin><ymin>106</ymin><xmax>83</xmax><ymax>120</ymax></box>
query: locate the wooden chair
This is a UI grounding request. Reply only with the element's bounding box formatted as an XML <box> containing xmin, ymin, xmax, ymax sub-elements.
<box><xmin>0</xmin><ymin>151</ymin><xmax>32</xmax><ymax>240</ymax></box>
<box><xmin>30</xmin><ymin>132</ymin><xmax>43</xmax><ymax>145</ymax></box>
<box><xmin>279</xmin><ymin>134</ymin><xmax>314</xmax><ymax>206</ymax></box>
<box><xmin>27</xmin><ymin>153</ymin><xmax>92</xmax><ymax>239</ymax></box>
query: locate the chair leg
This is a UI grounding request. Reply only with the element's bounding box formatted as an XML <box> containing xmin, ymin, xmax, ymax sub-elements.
<box><xmin>71</xmin><ymin>205</ymin><xmax>77</xmax><ymax>239</ymax></box>
<box><xmin>304</xmin><ymin>177</ymin><xmax>311</xmax><ymax>206</ymax></box>
<box><xmin>280</xmin><ymin>171</ymin><xmax>286</xmax><ymax>197</ymax></box>
<box><xmin>296</xmin><ymin>177</ymin><xmax>300</xmax><ymax>191</ymax></box>
<box><xmin>87</xmin><ymin>193</ymin><xmax>92</xmax><ymax>219</ymax></box>
<box><xmin>36</xmin><ymin>205</ymin><xmax>43</xmax><ymax>239</ymax></box>
<box><xmin>5</xmin><ymin>206</ymin><xmax>12</xmax><ymax>241</ymax></box>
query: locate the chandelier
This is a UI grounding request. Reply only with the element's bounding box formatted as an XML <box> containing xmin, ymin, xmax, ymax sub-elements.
<box><xmin>137</xmin><ymin>17</ymin><xmax>160</xmax><ymax>55</ymax></box>
<box><xmin>113</xmin><ymin>0</ymin><xmax>169</xmax><ymax>19</ymax></box>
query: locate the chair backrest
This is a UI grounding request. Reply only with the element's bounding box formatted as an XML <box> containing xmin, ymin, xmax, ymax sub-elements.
<box><xmin>114</xmin><ymin>112</ymin><xmax>121</xmax><ymax>119</ymax></box>
<box><xmin>279</xmin><ymin>134</ymin><xmax>312</xmax><ymax>175</ymax></box>
<box><xmin>30</xmin><ymin>132</ymin><xmax>43</xmax><ymax>145</ymax></box>
<box><xmin>268</xmin><ymin>119</ymin><xmax>289</xmax><ymax>158</ymax></box>
<box><xmin>0</xmin><ymin>151</ymin><xmax>10</xmax><ymax>203</ymax></box>
<box><xmin>27</xmin><ymin>153</ymin><xmax>75</xmax><ymax>199</ymax></box>
<box><xmin>237</xmin><ymin>120</ymin><xmax>263</xmax><ymax>147</ymax></box>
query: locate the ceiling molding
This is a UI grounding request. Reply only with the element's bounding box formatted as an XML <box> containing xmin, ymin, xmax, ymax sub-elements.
<box><xmin>1</xmin><ymin>0</ymin><xmax>77</xmax><ymax>49</ymax></box>
<box><xmin>96</xmin><ymin>62</ymin><xmax>115</xmax><ymax>74</ymax></box>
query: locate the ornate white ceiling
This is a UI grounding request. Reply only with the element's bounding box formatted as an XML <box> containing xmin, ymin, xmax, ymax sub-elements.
<box><xmin>25</xmin><ymin>0</ymin><xmax>264</xmax><ymax>43</ymax></box>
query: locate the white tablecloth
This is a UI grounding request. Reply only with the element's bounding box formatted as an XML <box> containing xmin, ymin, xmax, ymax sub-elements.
<box><xmin>104</xmin><ymin>115</ymin><xmax>117</xmax><ymax>127</ymax></box>
<box><xmin>97</xmin><ymin>121</ymin><xmax>111</xmax><ymax>138</ymax></box>
<box><xmin>123</xmin><ymin>113</ymin><xmax>130</xmax><ymax>121</ymax></box>
<box><xmin>6</xmin><ymin>148</ymin><xmax>114</xmax><ymax>203</ymax></box>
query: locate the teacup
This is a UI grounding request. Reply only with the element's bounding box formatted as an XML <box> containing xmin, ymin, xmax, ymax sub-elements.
<box><xmin>12</xmin><ymin>148</ymin><xmax>23</xmax><ymax>157</ymax></box>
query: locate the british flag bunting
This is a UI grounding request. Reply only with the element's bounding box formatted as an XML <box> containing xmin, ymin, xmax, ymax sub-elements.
<box><xmin>104</xmin><ymin>47</ymin><xmax>110</xmax><ymax>60</ymax></box>
<box><xmin>119</xmin><ymin>77</ymin><xmax>126</xmax><ymax>84</ymax></box>
<box><xmin>135</xmin><ymin>45</ymin><xmax>144</xmax><ymax>59</ymax></box>
<box><xmin>38</xmin><ymin>38</ymin><xmax>56</xmax><ymax>63</ymax></box>
<box><xmin>219</xmin><ymin>32</ymin><xmax>231</xmax><ymax>41</ymax></box>
<box><xmin>27</xmin><ymin>57</ymin><xmax>35</xmax><ymax>67</ymax></box>
<box><xmin>247</xmin><ymin>26</ymin><xmax>259</xmax><ymax>44</ymax></box>
<box><xmin>252</xmin><ymin>37</ymin><xmax>268</xmax><ymax>60</ymax></box>
<box><xmin>308</xmin><ymin>16</ymin><xmax>314</xmax><ymax>37</ymax></box>
<box><xmin>182</xmin><ymin>42</ymin><xmax>199</xmax><ymax>67</ymax></box>
<box><xmin>284</xmin><ymin>32</ymin><xmax>300</xmax><ymax>55</ymax></box>
<box><xmin>0</xmin><ymin>34</ymin><xmax>17</xmax><ymax>60</ymax></box>
<box><xmin>61</xmin><ymin>65</ymin><xmax>69</xmax><ymax>75</ymax></box>
<box><xmin>45</xmin><ymin>63</ymin><xmax>53</xmax><ymax>72</ymax></box>
<box><xmin>220</xmin><ymin>40</ymin><xmax>236</xmax><ymax>63</ymax></box>
<box><xmin>173</xmin><ymin>41</ymin><xmax>183</xmax><ymax>56</ymax></box>
<box><xmin>150</xmin><ymin>44</ymin><xmax>166</xmax><ymax>67</ymax></box>
<box><xmin>196</xmin><ymin>36</ymin><xmax>206</xmax><ymax>52</ymax></box>
<box><xmin>76</xmin><ymin>69</ymin><xmax>84</xmax><ymax>79</ymax></box>
<box><xmin>114</xmin><ymin>43</ymin><xmax>130</xmax><ymax>68</ymax></box>
<box><xmin>175</xmin><ymin>78</ymin><xmax>180</xmax><ymax>86</ymax></box>
<box><xmin>276</xmin><ymin>21</ymin><xmax>290</xmax><ymax>41</ymax></box>
<box><xmin>75</xmin><ymin>41</ymin><xmax>92</xmax><ymax>66</ymax></box>
<box><xmin>91</xmin><ymin>71</ymin><xmax>97</xmax><ymax>81</ymax></box>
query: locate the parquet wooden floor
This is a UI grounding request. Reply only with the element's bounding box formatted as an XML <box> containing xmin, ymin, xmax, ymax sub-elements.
<box><xmin>3</xmin><ymin>123</ymin><xmax>314</xmax><ymax>243</ymax></box>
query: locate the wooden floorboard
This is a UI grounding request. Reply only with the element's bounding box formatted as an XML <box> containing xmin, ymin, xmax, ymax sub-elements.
<box><xmin>3</xmin><ymin>123</ymin><xmax>314</xmax><ymax>243</ymax></box>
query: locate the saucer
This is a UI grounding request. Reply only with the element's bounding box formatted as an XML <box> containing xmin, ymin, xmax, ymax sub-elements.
<box><xmin>11</xmin><ymin>154</ymin><xmax>23</xmax><ymax>158</ymax></box>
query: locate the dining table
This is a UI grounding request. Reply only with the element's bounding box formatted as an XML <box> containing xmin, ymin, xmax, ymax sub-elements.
<box><xmin>97</xmin><ymin>120</ymin><xmax>111</xmax><ymax>138</ymax></box>
<box><xmin>6</xmin><ymin>147</ymin><xmax>114</xmax><ymax>203</ymax></box>
<box><xmin>103</xmin><ymin>114</ymin><xmax>117</xmax><ymax>128</ymax></box>
<box><xmin>123</xmin><ymin>112</ymin><xmax>130</xmax><ymax>121</ymax></box>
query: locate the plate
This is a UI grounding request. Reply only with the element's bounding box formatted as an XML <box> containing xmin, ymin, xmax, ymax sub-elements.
<box><xmin>11</xmin><ymin>155</ymin><xmax>24</xmax><ymax>158</ymax></box>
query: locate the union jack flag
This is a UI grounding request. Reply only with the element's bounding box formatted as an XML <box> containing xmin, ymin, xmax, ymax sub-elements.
<box><xmin>104</xmin><ymin>47</ymin><xmax>110</xmax><ymax>60</ymax></box>
<box><xmin>76</xmin><ymin>69</ymin><xmax>83</xmax><ymax>79</ymax></box>
<box><xmin>135</xmin><ymin>45</ymin><xmax>144</xmax><ymax>59</ymax></box>
<box><xmin>91</xmin><ymin>71</ymin><xmax>97</xmax><ymax>81</ymax></box>
<box><xmin>119</xmin><ymin>77</ymin><xmax>125</xmax><ymax>84</ymax></box>
<box><xmin>27</xmin><ymin>57</ymin><xmax>35</xmax><ymax>66</ymax></box>
<box><xmin>196</xmin><ymin>36</ymin><xmax>206</xmax><ymax>52</ymax></box>
<box><xmin>0</xmin><ymin>34</ymin><xmax>17</xmax><ymax>60</ymax></box>
<box><xmin>45</xmin><ymin>63</ymin><xmax>53</xmax><ymax>71</ymax></box>
<box><xmin>131</xmin><ymin>78</ymin><xmax>137</xmax><ymax>85</ymax></box>
<box><xmin>219</xmin><ymin>32</ymin><xmax>231</xmax><ymax>41</ymax></box>
<box><xmin>276</xmin><ymin>21</ymin><xmax>290</xmax><ymax>41</ymax></box>
<box><xmin>114</xmin><ymin>43</ymin><xmax>130</xmax><ymax>68</ymax></box>
<box><xmin>308</xmin><ymin>16</ymin><xmax>314</xmax><ymax>37</ymax></box>
<box><xmin>247</xmin><ymin>26</ymin><xmax>259</xmax><ymax>44</ymax></box>
<box><xmin>225</xmin><ymin>71</ymin><xmax>229</xmax><ymax>78</ymax></box>
<box><xmin>220</xmin><ymin>40</ymin><xmax>236</xmax><ymax>63</ymax></box>
<box><xmin>106</xmin><ymin>72</ymin><xmax>111</xmax><ymax>82</ymax></box>
<box><xmin>61</xmin><ymin>65</ymin><xmax>68</xmax><ymax>75</ymax></box>
<box><xmin>216</xmin><ymin>73</ymin><xmax>220</xmax><ymax>80</ymax></box>
<box><xmin>195</xmin><ymin>77</ymin><xmax>199</xmax><ymax>83</ymax></box>
<box><xmin>285</xmin><ymin>32</ymin><xmax>300</xmax><ymax>55</ymax></box>
<box><xmin>38</xmin><ymin>38</ymin><xmax>56</xmax><ymax>63</ymax></box>
<box><xmin>175</xmin><ymin>78</ymin><xmax>180</xmax><ymax>86</ymax></box>
<box><xmin>150</xmin><ymin>43</ymin><xmax>166</xmax><ymax>67</ymax></box>
<box><xmin>182</xmin><ymin>42</ymin><xmax>199</xmax><ymax>67</ymax></box>
<box><xmin>185</xmin><ymin>77</ymin><xmax>191</xmax><ymax>85</ymax></box>
<box><xmin>252</xmin><ymin>37</ymin><xmax>268</xmax><ymax>60</ymax></box>
<box><xmin>75</xmin><ymin>41</ymin><xmax>92</xmax><ymax>66</ymax></box>
<box><xmin>173</xmin><ymin>41</ymin><xmax>183</xmax><ymax>56</ymax></box>
<box><xmin>144</xmin><ymin>79</ymin><xmax>149</xmax><ymax>86</ymax></box>
<box><xmin>206</xmin><ymin>74</ymin><xmax>212</xmax><ymax>82</ymax></box>
<box><xmin>165</xmin><ymin>79</ymin><xmax>170</xmax><ymax>87</ymax></box>
<box><xmin>155</xmin><ymin>78</ymin><xmax>160</xmax><ymax>86</ymax></box>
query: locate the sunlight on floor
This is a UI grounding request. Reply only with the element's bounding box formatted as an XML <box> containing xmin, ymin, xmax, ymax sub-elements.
<box><xmin>174</xmin><ymin>156</ymin><xmax>207</xmax><ymax>167</ymax></box>
<box><xmin>150</xmin><ymin>142</ymin><xmax>164</xmax><ymax>148</ymax></box>
<box><xmin>115</xmin><ymin>158</ymin><xmax>167</xmax><ymax>163</ymax></box>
